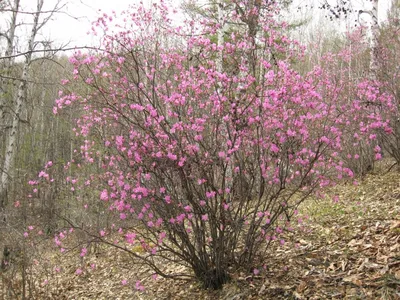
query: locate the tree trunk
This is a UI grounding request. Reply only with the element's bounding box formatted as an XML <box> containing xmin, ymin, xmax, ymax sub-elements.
<box><xmin>0</xmin><ymin>0</ymin><xmax>43</xmax><ymax>209</ymax></box>
<box><xmin>0</xmin><ymin>0</ymin><xmax>20</xmax><ymax>129</ymax></box>
<box><xmin>0</xmin><ymin>0</ymin><xmax>20</xmax><ymax>217</ymax></box>
<box><xmin>369</xmin><ymin>0</ymin><xmax>379</xmax><ymax>78</ymax></box>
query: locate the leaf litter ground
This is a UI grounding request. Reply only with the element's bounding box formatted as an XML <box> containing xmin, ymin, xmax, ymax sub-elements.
<box><xmin>3</xmin><ymin>166</ymin><xmax>399</xmax><ymax>299</ymax></box>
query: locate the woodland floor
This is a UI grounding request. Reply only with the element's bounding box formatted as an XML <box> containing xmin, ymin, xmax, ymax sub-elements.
<box><xmin>1</xmin><ymin>162</ymin><xmax>400</xmax><ymax>299</ymax></box>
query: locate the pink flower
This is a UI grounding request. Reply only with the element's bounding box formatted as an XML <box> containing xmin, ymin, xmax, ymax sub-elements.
<box><xmin>178</xmin><ymin>157</ymin><xmax>186</xmax><ymax>167</ymax></box>
<box><xmin>206</xmin><ymin>191</ymin><xmax>216</xmax><ymax>198</ymax></box>
<box><xmin>75</xmin><ymin>268</ymin><xmax>83</xmax><ymax>275</ymax></box>
<box><xmin>156</xmin><ymin>218</ymin><xmax>163</xmax><ymax>227</ymax></box>
<box><xmin>201</xmin><ymin>214</ymin><xmax>208</xmax><ymax>221</ymax></box>
<box><xmin>270</xmin><ymin>143</ymin><xmax>279</xmax><ymax>153</ymax></box>
<box><xmin>125</xmin><ymin>232</ymin><xmax>136</xmax><ymax>244</ymax></box>
<box><xmin>100</xmin><ymin>189</ymin><xmax>109</xmax><ymax>201</ymax></box>
<box><xmin>38</xmin><ymin>171</ymin><xmax>48</xmax><ymax>178</ymax></box>
<box><xmin>158</xmin><ymin>232</ymin><xmax>166</xmax><ymax>241</ymax></box>
<box><xmin>167</xmin><ymin>152</ymin><xmax>177</xmax><ymax>160</ymax></box>
<box><xmin>80</xmin><ymin>248</ymin><xmax>87</xmax><ymax>257</ymax></box>
<box><xmin>135</xmin><ymin>280</ymin><xmax>145</xmax><ymax>291</ymax></box>
<box><xmin>176</xmin><ymin>214</ymin><xmax>185</xmax><ymax>223</ymax></box>
<box><xmin>121</xmin><ymin>279</ymin><xmax>128</xmax><ymax>285</ymax></box>
<box><xmin>287</xmin><ymin>129</ymin><xmax>296</xmax><ymax>137</ymax></box>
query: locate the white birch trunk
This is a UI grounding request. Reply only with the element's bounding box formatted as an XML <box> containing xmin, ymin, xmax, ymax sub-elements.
<box><xmin>0</xmin><ymin>0</ymin><xmax>20</xmax><ymax>133</ymax></box>
<box><xmin>369</xmin><ymin>0</ymin><xmax>379</xmax><ymax>78</ymax></box>
<box><xmin>0</xmin><ymin>0</ymin><xmax>44</xmax><ymax>207</ymax></box>
<box><xmin>217</xmin><ymin>1</ymin><xmax>225</xmax><ymax>75</ymax></box>
<box><xmin>216</xmin><ymin>0</ymin><xmax>234</xmax><ymax>195</ymax></box>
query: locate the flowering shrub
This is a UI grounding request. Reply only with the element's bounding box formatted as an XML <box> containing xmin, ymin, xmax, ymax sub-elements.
<box><xmin>375</xmin><ymin>15</ymin><xmax>400</xmax><ymax>167</ymax></box>
<box><xmin>47</xmin><ymin>0</ymin><xmax>392</xmax><ymax>289</ymax></box>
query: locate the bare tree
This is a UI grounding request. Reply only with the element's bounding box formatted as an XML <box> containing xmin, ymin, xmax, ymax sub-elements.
<box><xmin>0</xmin><ymin>0</ymin><xmax>65</xmax><ymax>213</ymax></box>
<box><xmin>0</xmin><ymin>0</ymin><xmax>19</xmax><ymax>147</ymax></box>
<box><xmin>0</xmin><ymin>1</ymin><xmax>70</xmax><ymax>298</ymax></box>
<box><xmin>318</xmin><ymin>0</ymin><xmax>380</xmax><ymax>76</ymax></box>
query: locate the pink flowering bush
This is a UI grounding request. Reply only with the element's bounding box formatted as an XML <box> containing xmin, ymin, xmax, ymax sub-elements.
<box><xmin>303</xmin><ymin>29</ymin><xmax>396</xmax><ymax>176</ymax></box>
<box><xmin>49</xmin><ymin>0</ymin><xmax>389</xmax><ymax>289</ymax></box>
<box><xmin>374</xmin><ymin>16</ymin><xmax>400</xmax><ymax>167</ymax></box>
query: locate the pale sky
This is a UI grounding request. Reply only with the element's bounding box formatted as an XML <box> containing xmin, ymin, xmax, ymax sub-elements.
<box><xmin>43</xmin><ymin>0</ymin><xmax>139</xmax><ymax>48</ymax></box>
<box><xmin>285</xmin><ymin>0</ymin><xmax>392</xmax><ymax>43</ymax></box>
<box><xmin>0</xmin><ymin>0</ymin><xmax>393</xmax><ymax>54</ymax></box>
<box><xmin>43</xmin><ymin>0</ymin><xmax>391</xmax><ymax>48</ymax></box>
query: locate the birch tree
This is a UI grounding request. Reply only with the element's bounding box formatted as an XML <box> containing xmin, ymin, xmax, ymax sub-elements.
<box><xmin>318</xmin><ymin>0</ymin><xmax>380</xmax><ymax>76</ymax></box>
<box><xmin>0</xmin><ymin>0</ymin><xmax>19</xmax><ymax>134</ymax></box>
<box><xmin>0</xmin><ymin>2</ymin><xmax>73</xmax><ymax>297</ymax></box>
<box><xmin>0</xmin><ymin>0</ymin><xmax>64</xmax><ymax>212</ymax></box>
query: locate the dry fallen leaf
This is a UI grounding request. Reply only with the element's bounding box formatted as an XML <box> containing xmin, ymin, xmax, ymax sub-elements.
<box><xmin>292</xmin><ymin>291</ymin><xmax>305</xmax><ymax>300</ymax></box>
<box><xmin>258</xmin><ymin>282</ymin><xmax>267</xmax><ymax>295</ymax></box>
<box><xmin>395</xmin><ymin>269</ymin><xmax>400</xmax><ymax>280</ymax></box>
<box><xmin>341</xmin><ymin>260</ymin><xmax>348</xmax><ymax>271</ymax></box>
<box><xmin>296</xmin><ymin>280</ymin><xmax>308</xmax><ymax>293</ymax></box>
<box><xmin>389</xmin><ymin>220</ymin><xmax>400</xmax><ymax>230</ymax></box>
<box><xmin>343</xmin><ymin>275</ymin><xmax>363</xmax><ymax>287</ymax></box>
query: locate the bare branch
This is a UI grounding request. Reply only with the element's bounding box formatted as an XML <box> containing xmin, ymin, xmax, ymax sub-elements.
<box><xmin>0</xmin><ymin>74</ymin><xmax>62</xmax><ymax>86</ymax></box>
<box><xmin>0</xmin><ymin>46</ymin><xmax>110</xmax><ymax>60</ymax></box>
